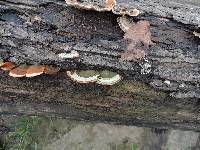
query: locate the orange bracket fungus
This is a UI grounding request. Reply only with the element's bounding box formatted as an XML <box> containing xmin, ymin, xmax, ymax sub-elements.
<box><xmin>26</xmin><ymin>65</ymin><xmax>45</xmax><ymax>77</ymax></box>
<box><xmin>1</xmin><ymin>62</ymin><xmax>16</xmax><ymax>71</ymax></box>
<box><xmin>9</xmin><ymin>64</ymin><xmax>28</xmax><ymax>78</ymax></box>
<box><xmin>105</xmin><ymin>0</ymin><xmax>116</xmax><ymax>11</ymax></box>
<box><xmin>120</xmin><ymin>20</ymin><xmax>153</xmax><ymax>61</ymax></box>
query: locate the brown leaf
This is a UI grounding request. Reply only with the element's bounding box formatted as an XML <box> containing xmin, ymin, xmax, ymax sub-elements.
<box><xmin>121</xmin><ymin>20</ymin><xmax>153</xmax><ymax>61</ymax></box>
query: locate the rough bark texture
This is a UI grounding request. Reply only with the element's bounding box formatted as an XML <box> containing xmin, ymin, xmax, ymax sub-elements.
<box><xmin>0</xmin><ymin>0</ymin><xmax>200</xmax><ymax>130</ymax></box>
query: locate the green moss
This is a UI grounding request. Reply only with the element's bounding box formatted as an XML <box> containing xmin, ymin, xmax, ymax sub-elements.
<box><xmin>3</xmin><ymin>116</ymin><xmax>43</xmax><ymax>150</ymax></box>
<box><xmin>2</xmin><ymin>116</ymin><xmax>81</xmax><ymax>150</ymax></box>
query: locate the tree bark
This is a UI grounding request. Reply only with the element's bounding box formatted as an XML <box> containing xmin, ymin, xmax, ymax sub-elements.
<box><xmin>0</xmin><ymin>0</ymin><xmax>199</xmax><ymax>131</ymax></box>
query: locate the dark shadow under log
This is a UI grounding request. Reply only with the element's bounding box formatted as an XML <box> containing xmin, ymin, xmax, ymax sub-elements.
<box><xmin>0</xmin><ymin>0</ymin><xmax>200</xmax><ymax>131</ymax></box>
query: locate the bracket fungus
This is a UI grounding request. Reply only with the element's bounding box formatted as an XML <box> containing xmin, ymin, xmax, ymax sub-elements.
<box><xmin>117</xmin><ymin>16</ymin><xmax>135</xmax><ymax>32</ymax></box>
<box><xmin>119</xmin><ymin>8</ymin><xmax>140</xmax><ymax>17</ymax></box>
<box><xmin>26</xmin><ymin>65</ymin><xmax>45</xmax><ymax>78</ymax></box>
<box><xmin>1</xmin><ymin>62</ymin><xmax>16</xmax><ymax>71</ymax></box>
<box><xmin>65</xmin><ymin>0</ymin><xmax>116</xmax><ymax>11</ymax></box>
<box><xmin>58</xmin><ymin>50</ymin><xmax>79</xmax><ymax>59</ymax></box>
<box><xmin>121</xmin><ymin>20</ymin><xmax>153</xmax><ymax>61</ymax></box>
<box><xmin>96</xmin><ymin>70</ymin><xmax>122</xmax><ymax>85</ymax></box>
<box><xmin>0</xmin><ymin>58</ymin><xmax>121</xmax><ymax>85</ymax></box>
<box><xmin>66</xmin><ymin>70</ymin><xmax>100</xmax><ymax>83</ymax></box>
<box><xmin>8</xmin><ymin>64</ymin><xmax>60</xmax><ymax>78</ymax></box>
<box><xmin>9</xmin><ymin>64</ymin><xmax>28</xmax><ymax>78</ymax></box>
<box><xmin>65</xmin><ymin>0</ymin><xmax>140</xmax><ymax>17</ymax></box>
<box><xmin>66</xmin><ymin>70</ymin><xmax>122</xmax><ymax>85</ymax></box>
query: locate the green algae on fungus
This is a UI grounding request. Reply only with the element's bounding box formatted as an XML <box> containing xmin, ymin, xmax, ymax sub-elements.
<box><xmin>66</xmin><ymin>70</ymin><xmax>100</xmax><ymax>83</ymax></box>
<box><xmin>67</xmin><ymin>70</ymin><xmax>122</xmax><ymax>85</ymax></box>
<box><xmin>97</xmin><ymin>70</ymin><xmax>122</xmax><ymax>85</ymax></box>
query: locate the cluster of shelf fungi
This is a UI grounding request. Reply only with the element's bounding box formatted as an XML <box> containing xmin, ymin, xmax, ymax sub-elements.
<box><xmin>0</xmin><ymin>57</ymin><xmax>121</xmax><ymax>85</ymax></box>
<box><xmin>0</xmin><ymin>0</ymin><xmax>200</xmax><ymax>130</ymax></box>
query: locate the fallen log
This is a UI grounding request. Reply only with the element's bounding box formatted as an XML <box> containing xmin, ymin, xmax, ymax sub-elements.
<box><xmin>0</xmin><ymin>0</ymin><xmax>199</xmax><ymax>131</ymax></box>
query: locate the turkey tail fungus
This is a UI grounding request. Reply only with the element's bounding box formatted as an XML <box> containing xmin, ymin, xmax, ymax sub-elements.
<box><xmin>120</xmin><ymin>20</ymin><xmax>153</xmax><ymax>61</ymax></box>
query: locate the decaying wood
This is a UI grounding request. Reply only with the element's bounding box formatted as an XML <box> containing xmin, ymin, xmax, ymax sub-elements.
<box><xmin>65</xmin><ymin>0</ymin><xmax>200</xmax><ymax>26</ymax></box>
<box><xmin>0</xmin><ymin>0</ymin><xmax>200</xmax><ymax>130</ymax></box>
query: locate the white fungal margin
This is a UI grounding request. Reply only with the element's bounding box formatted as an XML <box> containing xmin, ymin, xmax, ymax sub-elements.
<box><xmin>193</xmin><ymin>31</ymin><xmax>200</xmax><ymax>38</ymax></box>
<box><xmin>164</xmin><ymin>80</ymin><xmax>170</xmax><ymax>85</ymax></box>
<box><xmin>139</xmin><ymin>59</ymin><xmax>151</xmax><ymax>74</ymax></box>
<box><xmin>58</xmin><ymin>50</ymin><xmax>79</xmax><ymax>59</ymax></box>
<box><xmin>96</xmin><ymin>74</ymin><xmax>121</xmax><ymax>85</ymax></box>
<box><xmin>66</xmin><ymin>71</ymin><xmax>99</xmax><ymax>83</ymax></box>
<box><xmin>117</xmin><ymin>16</ymin><xmax>134</xmax><ymax>32</ymax></box>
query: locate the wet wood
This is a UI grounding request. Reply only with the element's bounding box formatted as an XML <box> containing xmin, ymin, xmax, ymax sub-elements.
<box><xmin>0</xmin><ymin>0</ymin><xmax>199</xmax><ymax>130</ymax></box>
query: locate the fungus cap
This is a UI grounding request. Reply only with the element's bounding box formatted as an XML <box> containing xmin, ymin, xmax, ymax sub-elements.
<box><xmin>117</xmin><ymin>16</ymin><xmax>134</xmax><ymax>32</ymax></box>
<box><xmin>9</xmin><ymin>64</ymin><xmax>28</xmax><ymax>78</ymax></box>
<box><xmin>26</xmin><ymin>65</ymin><xmax>45</xmax><ymax>77</ymax></box>
<box><xmin>66</xmin><ymin>70</ymin><xmax>100</xmax><ymax>83</ymax></box>
<box><xmin>97</xmin><ymin>70</ymin><xmax>121</xmax><ymax>85</ymax></box>
<box><xmin>1</xmin><ymin>62</ymin><xmax>15</xmax><ymax>71</ymax></box>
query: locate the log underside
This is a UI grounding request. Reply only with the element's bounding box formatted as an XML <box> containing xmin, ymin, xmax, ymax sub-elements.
<box><xmin>0</xmin><ymin>0</ymin><xmax>200</xmax><ymax>131</ymax></box>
